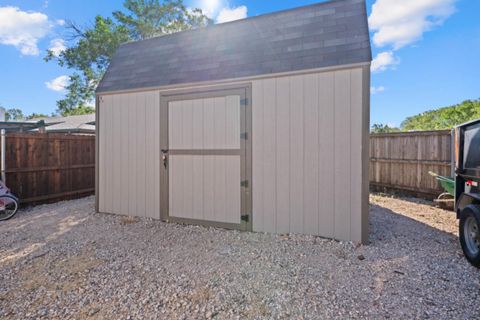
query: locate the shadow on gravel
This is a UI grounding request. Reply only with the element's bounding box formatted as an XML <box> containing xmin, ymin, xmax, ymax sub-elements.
<box><xmin>0</xmin><ymin>203</ymin><xmax>89</xmax><ymax>267</ymax></box>
<box><xmin>2</xmin><ymin>200</ymin><xmax>460</xmax><ymax>265</ymax></box>
<box><xmin>369</xmin><ymin>203</ymin><xmax>458</xmax><ymax>240</ymax></box>
<box><xmin>368</xmin><ymin>203</ymin><xmax>462</xmax><ymax>262</ymax></box>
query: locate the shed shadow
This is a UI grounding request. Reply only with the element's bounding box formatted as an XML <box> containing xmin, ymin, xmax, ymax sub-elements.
<box><xmin>367</xmin><ymin>201</ymin><xmax>462</xmax><ymax>262</ymax></box>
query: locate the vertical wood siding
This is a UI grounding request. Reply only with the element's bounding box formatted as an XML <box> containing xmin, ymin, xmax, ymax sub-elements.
<box><xmin>168</xmin><ymin>97</ymin><xmax>240</xmax><ymax>150</ymax></box>
<box><xmin>169</xmin><ymin>155</ymin><xmax>241</xmax><ymax>223</ymax></box>
<box><xmin>98</xmin><ymin>66</ymin><xmax>368</xmax><ymax>242</ymax></box>
<box><xmin>252</xmin><ymin>67</ymin><xmax>367</xmax><ymax>242</ymax></box>
<box><xmin>98</xmin><ymin>91</ymin><xmax>160</xmax><ymax>219</ymax></box>
<box><xmin>167</xmin><ymin>95</ymin><xmax>241</xmax><ymax>224</ymax></box>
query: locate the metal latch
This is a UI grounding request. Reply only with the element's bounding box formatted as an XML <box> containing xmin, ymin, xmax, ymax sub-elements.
<box><xmin>241</xmin><ymin>180</ymin><xmax>249</xmax><ymax>188</ymax></box>
<box><xmin>241</xmin><ymin>214</ymin><xmax>249</xmax><ymax>222</ymax></box>
<box><xmin>161</xmin><ymin>149</ymin><xmax>168</xmax><ymax>169</ymax></box>
<box><xmin>240</xmin><ymin>132</ymin><xmax>248</xmax><ymax>140</ymax></box>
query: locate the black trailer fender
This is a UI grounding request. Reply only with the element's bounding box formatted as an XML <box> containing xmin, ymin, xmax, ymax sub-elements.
<box><xmin>456</xmin><ymin>193</ymin><xmax>480</xmax><ymax>218</ymax></box>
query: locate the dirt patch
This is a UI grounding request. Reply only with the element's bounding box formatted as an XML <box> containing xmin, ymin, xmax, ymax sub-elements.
<box><xmin>120</xmin><ymin>215</ymin><xmax>140</xmax><ymax>225</ymax></box>
<box><xmin>20</xmin><ymin>248</ymin><xmax>104</xmax><ymax>293</ymax></box>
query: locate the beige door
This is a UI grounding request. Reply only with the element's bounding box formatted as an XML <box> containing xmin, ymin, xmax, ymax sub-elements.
<box><xmin>160</xmin><ymin>87</ymin><xmax>251</xmax><ymax>231</ymax></box>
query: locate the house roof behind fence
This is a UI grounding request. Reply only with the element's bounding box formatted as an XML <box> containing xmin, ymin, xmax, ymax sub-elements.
<box><xmin>33</xmin><ymin>114</ymin><xmax>95</xmax><ymax>133</ymax></box>
<box><xmin>97</xmin><ymin>0</ymin><xmax>371</xmax><ymax>93</ymax></box>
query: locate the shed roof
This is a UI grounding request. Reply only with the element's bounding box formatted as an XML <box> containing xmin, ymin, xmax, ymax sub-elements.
<box><xmin>97</xmin><ymin>0</ymin><xmax>371</xmax><ymax>94</ymax></box>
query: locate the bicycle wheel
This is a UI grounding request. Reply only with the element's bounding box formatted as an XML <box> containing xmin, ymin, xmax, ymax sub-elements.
<box><xmin>0</xmin><ymin>195</ymin><xmax>18</xmax><ymax>221</ymax></box>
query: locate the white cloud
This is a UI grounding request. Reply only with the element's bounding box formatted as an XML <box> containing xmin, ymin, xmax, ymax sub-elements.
<box><xmin>217</xmin><ymin>5</ymin><xmax>247</xmax><ymax>23</ymax></box>
<box><xmin>45</xmin><ymin>75</ymin><xmax>69</xmax><ymax>92</ymax></box>
<box><xmin>369</xmin><ymin>0</ymin><xmax>456</xmax><ymax>49</ymax></box>
<box><xmin>49</xmin><ymin>38</ymin><xmax>66</xmax><ymax>57</ymax></box>
<box><xmin>197</xmin><ymin>0</ymin><xmax>223</xmax><ymax>18</ymax></box>
<box><xmin>371</xmin><ymin>86</ymin><xmax>385</xmax><ymax>94</ymax></box>
<box><xmin>196</xmin><ymin>0</ymin><xmax>247</xmax><ymax>23</ymax></box>
<box><xmin>0</xmin><ymin>6</ymin><xmax>54</xmax><ymax>56</ymax></box>
<box><xmin>371</xmin><ymin>51</ymin><xmax>400</xmax><ymax>73</ymax></box>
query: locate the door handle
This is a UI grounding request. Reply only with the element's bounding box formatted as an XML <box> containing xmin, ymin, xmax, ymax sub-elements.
<box><xmin>161</xmin><ymin>150</ymin><xmax>168</xmax><ymax>169</ymax></box>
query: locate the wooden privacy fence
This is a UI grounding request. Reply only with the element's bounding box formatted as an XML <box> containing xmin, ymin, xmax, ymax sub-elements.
<box><xmin>370</xmin><ymin>130</ymin><xmax>452</xmax><ymax>198</ymax></box>
<box><xmin>2</xmin><ymin>133</ymin><xmax>95</xmax><ymax>204</ymax></box>
<box><xmin>0</xmin><ymin>130</ymin><xmax>455</xmax><ymax>205</ymax></box>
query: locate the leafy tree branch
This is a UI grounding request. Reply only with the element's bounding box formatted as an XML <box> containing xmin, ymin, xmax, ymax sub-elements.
<box><xmin>45</xmin><ymin>0</ymin><xmax>211</xmax><ymax>116</ymax></box>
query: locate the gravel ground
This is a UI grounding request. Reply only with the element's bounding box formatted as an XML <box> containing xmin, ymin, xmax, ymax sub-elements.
<box><xmin>0</xmin><ymin>194</ymin><xmax>479</xmax><ymax>319</ymax></box>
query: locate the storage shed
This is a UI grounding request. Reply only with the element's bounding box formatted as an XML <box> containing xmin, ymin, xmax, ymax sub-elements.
<box><xmin>96</xmin><ymin>0</ymin><xmax>371</xmax><ymax>243</ymax></box>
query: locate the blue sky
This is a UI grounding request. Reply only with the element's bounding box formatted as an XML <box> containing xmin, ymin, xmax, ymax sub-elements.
<box><xmin>0</xmin><ymin>0</ymin><xmax>478</xmax><ymax>126</ymax></box>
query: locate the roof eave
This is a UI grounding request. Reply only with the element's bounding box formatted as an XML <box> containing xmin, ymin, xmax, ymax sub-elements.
<box><xmin>96</xmin><ymin>61</ymin><xmax>371</xmax><ymax>96</ymax></box>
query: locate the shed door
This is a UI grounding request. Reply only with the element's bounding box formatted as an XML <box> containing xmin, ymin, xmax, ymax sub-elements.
<box><xmin>160</xmin><ymin>87</ymin><xmax>251</xmax><ymax>231</ymax></box>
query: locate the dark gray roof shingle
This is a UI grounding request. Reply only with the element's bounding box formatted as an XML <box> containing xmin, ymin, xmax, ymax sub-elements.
<box><xmin>97</xmin><ymin>0</ymin><xmax>371</xmax><ymax>93</ymax></box>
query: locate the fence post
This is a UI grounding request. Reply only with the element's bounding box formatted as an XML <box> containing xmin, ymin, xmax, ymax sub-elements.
<box><xmin>1</xmin><ymin>129</ymin><xmax>5</xmax><ymax>183</ymax></box>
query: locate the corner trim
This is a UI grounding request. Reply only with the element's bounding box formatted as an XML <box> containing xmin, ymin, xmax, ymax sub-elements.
<box><xmin>361</xmin><ymin>65</ymin><xmax>370</xmax><ymax>244</ymax></box>
<box><xmin>95</xmin><ymin>96</ymin><xmax>100</xmax><ymax>213</ymax></box>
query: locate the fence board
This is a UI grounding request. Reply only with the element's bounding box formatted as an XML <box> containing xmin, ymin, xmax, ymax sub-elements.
<box><xmin>2</xmin><ymin>133</ymin><xmax>95</xmax><ymax>205</ymax></box>
<box><xmin>370</xmin><ymin>130</ymin><xmax>452</xmax><ymax>198</ymax></box>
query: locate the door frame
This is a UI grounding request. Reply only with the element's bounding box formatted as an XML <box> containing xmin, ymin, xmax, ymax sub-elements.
<box><xmin>159</xmin><ymin>84</ymin><xmax>252</xmax><ymax>231</ymax></box>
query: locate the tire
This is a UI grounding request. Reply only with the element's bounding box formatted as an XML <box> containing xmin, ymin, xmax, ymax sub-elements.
<box><xmin>0</xmin><ymin>194</ymin><xmax>18</xmax><ymax>221</ymax></box>
<box><xmin>459</xmin><ymin>205</ymin><xmax>480</xmax><ymax>268</ymax></box>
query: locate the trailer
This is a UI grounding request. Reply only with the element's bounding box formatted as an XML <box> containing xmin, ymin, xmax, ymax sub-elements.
<box><xmin>453</xmin><ymin>119</ymin><xmax>480</xmax><ymax>267</ymax></box>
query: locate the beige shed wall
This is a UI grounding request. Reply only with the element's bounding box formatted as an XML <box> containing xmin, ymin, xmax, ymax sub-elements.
<box><xmin>251</xmin><ymin>67</ymin><xmax>368</xmax><ymax>243</ymax></box>
<box><xmin>98</xmin><ymin>91</ymin><xmax>161</xmax><ymax>219</ymax></box>
<box><xmin>97</xmin><ymin>65</ymin><xmax>369</xmax><ymax>243</ymax></box>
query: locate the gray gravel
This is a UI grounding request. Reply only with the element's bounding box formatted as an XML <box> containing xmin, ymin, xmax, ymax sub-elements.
<box><xmin>0</xmin><ymin>194</ymin><xmax>479</xmax><ymax>319</ymax></box>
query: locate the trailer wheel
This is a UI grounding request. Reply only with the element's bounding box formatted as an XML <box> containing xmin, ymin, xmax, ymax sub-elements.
<box><xmin>459</xmin><ymin>205</ymin><xmax>480</xmax><ymax>268</ymax></box>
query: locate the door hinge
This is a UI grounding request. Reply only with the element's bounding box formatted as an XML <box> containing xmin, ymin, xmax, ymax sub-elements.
<box><xmin>240</xmin><ymin>98</ymin><xmax>248</xmax><ymax>106</ymax></box>
<box><xmin>240</xmin><ymin>132</ymin><xmax>248</xmax><ymax>140</ymax></box>
<box><xmin>241</xmin><ymin>180</ymin><xmax>249</xmax><ymax>188</ymax></box>
<box><xmin>241</xmin><ymin>214</ymin><xmax>249</xmax><ymax>222</ymax></box>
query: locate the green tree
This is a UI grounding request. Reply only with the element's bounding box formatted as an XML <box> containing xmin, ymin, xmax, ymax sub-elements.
<box><xmin>113</xmin><ymin>0</ymin><xmax>212</xmax><ymax>40</ymax></box>
<box><xmin>46</xmin><ymin>16</ymin><xmax>130</xmax><ymax>116</ymax></box>
<box><xmin>371</xmin><ymin>123</ymin><xmax>401</xmax><ymax>133</ymax></box>
<box><xmin>46</xmin><ymin>0</ymin><xmax>211</xmax><ymax>116</ymax></box>
<box><xmin>5</xmin><ymin>108</ymin><xmax>25</xmax><ymax>121</ymax></box>
<box><xmin>401</xmin><ymin>99</ymin><xmax>480</xmax><ymax>131</ymax></box>
<box><xmin>26</xmin><ymin>113</ymin><xmax>49</xmax><ymax>120</ymax></box>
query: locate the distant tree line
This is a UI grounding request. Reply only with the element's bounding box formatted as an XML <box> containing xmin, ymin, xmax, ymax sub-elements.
<box><xmin>0</xmin><ymin>105</ymin><xmax>49</xmax><ymax>121</ymax></box>
<box><xmin>371</xmin><ymin>99</ymin><xmax>480</xmax><ymax>133</ymax></box>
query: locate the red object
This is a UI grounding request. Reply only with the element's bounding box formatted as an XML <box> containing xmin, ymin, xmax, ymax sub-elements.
<box><xmin>0</xmin><ymin>180</ymin><xmax>11</xmax><ymax>196</ymax></box>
